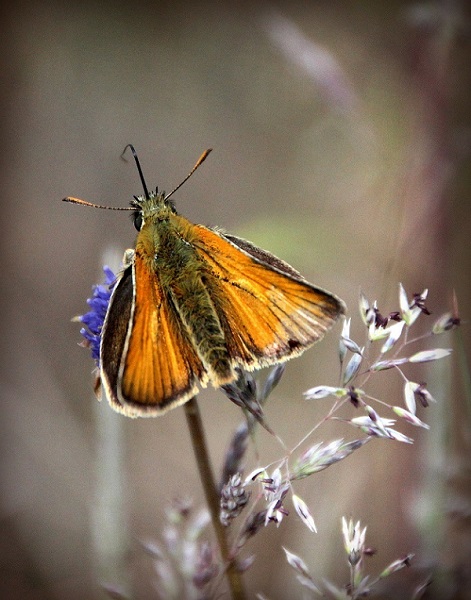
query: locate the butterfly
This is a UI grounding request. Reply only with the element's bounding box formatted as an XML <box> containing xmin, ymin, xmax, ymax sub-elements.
<box><xmin>64</xmin><ymin>147</ymin><xmax>345</xmax><ymax>417</ymax></box>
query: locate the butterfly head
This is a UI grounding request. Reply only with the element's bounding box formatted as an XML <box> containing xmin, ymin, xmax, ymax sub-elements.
<box><xmin>130</xmin><ymin>191</ymin><xmax>177</xmax><ymax>231</ymax></box>
<box><xmin>128</xmin><ymin>147</ymin><xmax>212</xmax><ymax>232</ymax></box>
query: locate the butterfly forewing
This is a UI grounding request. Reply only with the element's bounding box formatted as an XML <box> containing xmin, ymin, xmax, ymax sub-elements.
<box><xmin>116</xmin><ymin>252</ymin><xmax>207</xmax><ymax>415</ymax></box>
<box><xmin>192</xmin><ymin>225</ymin><xmax>345</xmax><ymax>368</ymax></box>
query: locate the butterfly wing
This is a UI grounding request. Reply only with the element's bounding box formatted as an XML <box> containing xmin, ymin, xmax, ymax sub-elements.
<box><xmin>101</xmin><ymin>252</ymin><xmax>207</xmax><ymax>416</ymax></box>
<box><xmin>192</xmin><ymin>225</ymin><xmax>345</xmax><ymax>370</ymax></box>
<box><xmin>100</xmin><ymin>265</ymin><xmax>134</xmax><ymax>411</ymax></box>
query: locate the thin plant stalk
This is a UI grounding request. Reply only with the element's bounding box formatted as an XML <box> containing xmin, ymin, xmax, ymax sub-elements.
<box><xmin>184</xmin><ymin>397</ymin><xmax>247</xmax><ymax>600</ymax></box>
<box><xmin>92</xmin><ymin>396</ymin><xmax>131</xmax><ymax>598</ymax></box>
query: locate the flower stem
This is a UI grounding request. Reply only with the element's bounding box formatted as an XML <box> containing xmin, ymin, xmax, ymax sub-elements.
<box><xmin>184</xmin><ymin>397</ymin><xmax>247</xmax><ymax>600</ymax></box>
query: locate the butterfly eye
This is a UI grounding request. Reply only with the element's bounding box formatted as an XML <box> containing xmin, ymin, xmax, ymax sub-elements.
<box><xmin>133</xmin><ymin>211</ymin><xmax>143</xmax><ymax>231</ymax></box>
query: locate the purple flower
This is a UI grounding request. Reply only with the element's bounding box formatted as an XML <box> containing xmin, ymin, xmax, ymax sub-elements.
<box><xmin>79</xmin><ymin>266</ymin><xmax>116</xmax><ymax>364</ymax></box>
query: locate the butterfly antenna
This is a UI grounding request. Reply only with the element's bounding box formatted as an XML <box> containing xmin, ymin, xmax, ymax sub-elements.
<box><xmin>62</xmin><ymin>197</ymin><xmax>133</xmax><ymax>210</ymax></box>
<box><xmin>121</xmin><ymin>144</ymin><xmax>150</xmax><ymax>199</ymax></box>
<box><xmin>164</xmin><ymin>148</ymin><xmax>212</xmax><ymax>200</ymax></box>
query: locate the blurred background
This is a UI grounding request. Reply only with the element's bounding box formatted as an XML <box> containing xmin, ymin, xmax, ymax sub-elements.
<box><xmin>1</xmin><ymin>1</ymin><xmax>470</xmax><ymax>598</ymax></box>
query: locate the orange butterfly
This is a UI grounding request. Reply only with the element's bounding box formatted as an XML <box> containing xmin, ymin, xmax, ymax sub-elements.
<box><xmin>65</xmin><ymin>148</ymin><xmax>345</xmax><ymax>417</ymax></box>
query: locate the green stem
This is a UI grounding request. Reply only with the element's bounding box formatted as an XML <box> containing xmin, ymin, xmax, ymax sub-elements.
<box><xmin>184</xmin><ymin>397</ymin><xmax>247</xmax><ymax>600</ymax></box>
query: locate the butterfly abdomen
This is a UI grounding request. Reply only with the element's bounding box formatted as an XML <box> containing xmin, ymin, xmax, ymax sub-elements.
<box><xmin>169</xmin><ymin>270</ymin><xmax>234</xmax><ymax>385</ymax></box>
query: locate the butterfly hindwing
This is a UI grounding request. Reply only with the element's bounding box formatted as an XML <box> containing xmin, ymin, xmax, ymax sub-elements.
<box><xmin>100</xmin><ymin>265</ymin><xmax>134</xmax><ymax>412</ymax></box>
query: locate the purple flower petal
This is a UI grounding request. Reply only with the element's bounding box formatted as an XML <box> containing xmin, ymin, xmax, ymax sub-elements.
<box><xmin>78</xmin><ymin>266</ymin><xmax>116</xmax><ymax>365</ymax></box>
